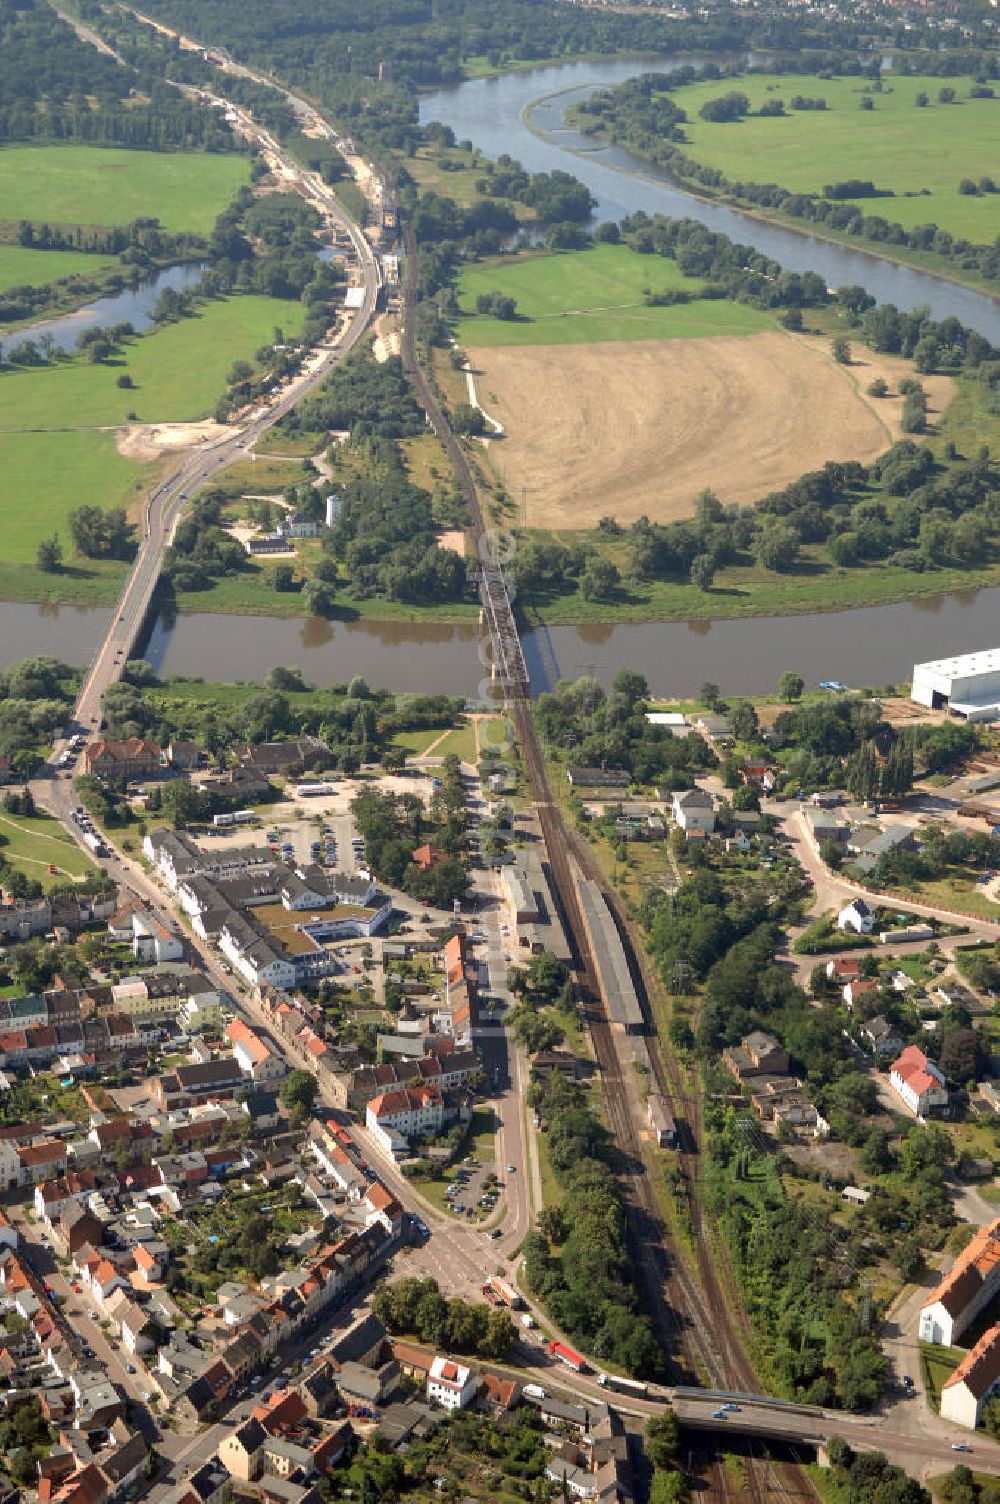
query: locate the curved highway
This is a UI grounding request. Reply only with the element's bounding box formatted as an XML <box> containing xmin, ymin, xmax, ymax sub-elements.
<box><xmin>46</xmin><ymin>25</ymin><xmax>381</xmax><ymax>757</ymax></box>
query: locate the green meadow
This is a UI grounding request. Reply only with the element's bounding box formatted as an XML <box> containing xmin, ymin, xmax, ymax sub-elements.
<box><xmin>0</xmin><ymin>295</ymin><xmax>304</xmax><ymax>592</ymax></box>
<box><xmin>0</xmin><ymin>295</ymin><xmax>304</xmax><ymax>432</ymax></box>
<box><xmin>668</xmin><ymin>72</ymin><xmax>1000</xmax><ymax>241</ymax></box>
<box><xmin>0</xmin><ymin>809</ymin><xmax>96</xmax><ymax>890</ymax></box>
<box><xmin>0</xmin><ymin>246</ymin><xmax>121</xmax><ymax>296</ymax></box>
<box><xmin>455</xmin><ymin>244</ymin><xmax>771</xmax><ymax>346</ymax></box>
<box><xmin>0</xmin><ymin>144</ymin><xmax>250</xmax><ymax>235</ymax></box>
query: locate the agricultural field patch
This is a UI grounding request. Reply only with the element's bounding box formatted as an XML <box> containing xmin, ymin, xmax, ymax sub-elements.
<box><xmin>472</xmin><ymin>330</ymin><xmax>925</xmax><ymax>528</ymax></box>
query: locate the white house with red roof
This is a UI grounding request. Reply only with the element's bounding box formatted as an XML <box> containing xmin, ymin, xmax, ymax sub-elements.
<box><xmin>365</xmin><ymin>1084</ymin><xmax>444</xmax><ymax>1157</ymax></box>
<box><xmin>426</xmin><ymin>1354</ymin><xmax>478</xmax><ymax>1411</ymax></box>
<box><xmin>364</xmin><ymin>1181</ymin><xmax>403</xmax><ymax>1238</ymax></box>
<box><xmin>941</xmin><ymin>1324</ymin><xmax>1000</xmax><ymax>1429</ymax></box>
<box><xmin>226</xmin><ymin>1019</ymin><xmax>284</xmax><ymax>1085</ymax></box>
<box><xmin>890</xmin><ymin>1044</ymin><xmax>948</xmax><ymax>1116</ymax></box>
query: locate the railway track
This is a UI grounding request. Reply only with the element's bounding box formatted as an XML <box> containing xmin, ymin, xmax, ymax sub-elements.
<box><xmin>399</xmin><ymin>216</ymin><xmax>814</xmax><ymax>1504</ymax></box>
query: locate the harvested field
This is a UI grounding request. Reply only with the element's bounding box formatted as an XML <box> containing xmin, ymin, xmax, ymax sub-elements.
<box><xmin>471</xmin><ymin>330</ymin><xmax>955</xmax><ymax>528</ymax></box>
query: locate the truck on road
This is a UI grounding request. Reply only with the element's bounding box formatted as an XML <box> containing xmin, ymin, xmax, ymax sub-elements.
<box><xmin>549</xmin><ymin>1340</ymin><xmax>587</xmax><ymax>1373</ymax></box>
<box><xmin>484</xmin><ymin>1276</ymin><xmax>524</xmax><ymax>1310</ymax></box>
<box><xmin>523</xmin><ymin>1384</ymin><xmax>546</xmax><ymax>1401</ymax></box>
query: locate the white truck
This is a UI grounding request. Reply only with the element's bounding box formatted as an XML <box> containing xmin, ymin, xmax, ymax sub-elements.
<box><xmin>520</xmin><ymin>1314</ymin><xmax>535</xmax><ymax>1329</ymax></box>
<box><xmin>523</xmin><ymin>1384</ymin><xmax>546</xmax><ymax>1401</ymax></box>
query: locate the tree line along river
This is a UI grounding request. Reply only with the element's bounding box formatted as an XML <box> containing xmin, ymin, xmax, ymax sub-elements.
<box><xmin>5</xmin><ymin>54</ymin><xmax>1000</xmax><ymax>698</ymax></box>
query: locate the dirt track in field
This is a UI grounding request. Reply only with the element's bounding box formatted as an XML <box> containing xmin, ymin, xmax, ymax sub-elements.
<box><xmin>469</xmin><ymin>330</ymin><xmax>955</xmax><ymax>529</ymax></box>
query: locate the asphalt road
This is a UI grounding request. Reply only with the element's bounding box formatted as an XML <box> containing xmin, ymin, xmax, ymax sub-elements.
<box><xmin>46</xmin><ymin>82</ymin><xmax>379</xmax><ymax>761</ymax></box>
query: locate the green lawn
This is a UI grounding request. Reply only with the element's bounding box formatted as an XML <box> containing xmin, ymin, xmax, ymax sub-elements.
<box><xmin>0</xmin><ymin>809</ymin><xmax>96</xmax><ymax>890</ymax></box>
<box><xmin>0</xmin><ymin>245</ymin><xmax>121</xmax><ymax>295</ymax></box>
<box><xmin>0</xmin><ymin>145</ymin><xmax>250</xmax><ymax>235</ymax></box>
<box><xmin>920</xmin><ymin>1341</ymin><xmax>963</xmax><ymax>1412</ymax></box>
<box><xmin>455</xmin><ymin>245</ymin><xmax>771</xmax><ymax>346</ymax></box>
<box><xmin>0</xmin><ymin>295</ymin><xmax>304</xmax><ymax>433</ymax></box>
<box><xmin>667</xmin><ymin>71</ymin><xmax>1000</xmax><ymax>241</ymax></box>
<box><xmin>428</xmin><ymin>723</ymin><xmax>480</xmax><ymax>762</ymax></box>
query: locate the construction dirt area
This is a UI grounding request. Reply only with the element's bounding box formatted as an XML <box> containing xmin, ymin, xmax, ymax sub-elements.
<box><xmin>469</xmin><ymin>330</ymin><xmax>956</xmax><ymax>529</ymax></box>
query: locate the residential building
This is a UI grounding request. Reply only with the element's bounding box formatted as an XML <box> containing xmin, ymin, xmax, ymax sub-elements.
<box><xmin>130</xmin><ymin>911</ymin><xmax>184</xmax><ymax>965</ymax></box>
<box><xmin>227</xmin><ymin>1019</ymin><xmax>285</xmax><ymax>1084</ymax></box>
<box><xmin>366</xmin><ymin>1085</ymin><xmax>444</xmax><ymax>1157</ymax></box>
<box><xmin>722</xmin><ymin>1031</ymin><xmax>790</xmax><ymax>1082</ymax></box>
<box><xmin>890</xmin><ymin>1045</ymin><xmax>948</xmax><ymax>1116</ymax></box>
<box><xmin>920</xmin><ymin>1219</ymin><xmax>1000</xmax><ymax>1346</ymax></box>
<box><xmin>426</xmin><ymin>1355</ymin><xmax>478</xmax><ymax>1411</ymax></box>
<box><xmin>671</xmin><ymin>789</ymin><xmax>715</xmax><ymax>834</ymax></box>
<box><xmin>220</xmin><ymin>1418</ymin><xmax>267</xmax><ymax>1482</ymax></box>
<box><xmin>941</xmin><ymin>1325</ymin><xmax>1000</xmax><ymax>1428</ymax></box>
<box><xmin>166</xmin><ymin>741</ymin><xmax>203</xmax><ymax>770</ymax></box>
<box><xmin>838</xmin><ymin>898</ymin><xmax>873</xmax><ymax>935</ymax></box>
<box><xmin>84</xmin><ymin>739</ymin><xmax>160</xmax><ymax>780</ymax></box>
<box><xmin>806</xmin><ymin>809</ymin><xmax>849</xmax><ymax>845</ymax></box>
<box><xmin>861</xmin><ymin>1016</ymin><xmax>904</xmax><ymax>1058</ymax></box>
<box><xmin>411</xmin><ymin>844</ymin><xmax>445</xmax><ymax>873</ymax></box>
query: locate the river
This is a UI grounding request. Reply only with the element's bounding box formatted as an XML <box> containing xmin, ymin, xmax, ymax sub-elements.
<box><xmin>6</xmin><ymin>57</ymin><xmax>1000</xmax><ymax>698</ymax></box>
<box><xmin>1</xmin><ymin>261</ymin><xmax>207</xmax><ymax>356</ymax></box>
<box><xmin>419</xmin><ymin>58</ymin><xmax>1000</xmax><ymax>340</ymax></box>
<box><xmin>4</xmin><ymin>587</ymin><xmax>1000</xmax><ymax>698</ymax></box>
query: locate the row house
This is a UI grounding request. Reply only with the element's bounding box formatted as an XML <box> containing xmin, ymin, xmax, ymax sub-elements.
<box><xmin>35</xmin><ymin>1170</ymin><xmax>100</xmax><ymax>1225</ymax></box>
<box><xmin>143</xmin><ymin>828</ymin><xmax>269</xmax><ymax>893</ymax></box>
<box><xmin>920</xmin><ymin>1217</ymin><xmax>1000</xmax><ymax>1346</ymax></box>
<box><xmin>309</xmin><ymin>1122</ymin><xmax>366</xmax><ymax>1199</ymax></box>
<box><xmin>227</xmin><ymin>1018</ymin><xmax>285</xmax><ymax>1085</ymax></box>
<box><xmin>333</xmin><ymin>1049</ymin><xmax>479</xmax><ymax>1114</ymax></box>
<box><xmin>366</xmin><ymin>1084</ymin><xmax>445</xmax><ymax>1157</ymax></box>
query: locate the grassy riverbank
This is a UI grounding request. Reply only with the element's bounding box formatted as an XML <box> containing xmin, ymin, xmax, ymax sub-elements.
<box><xmin>566</xmin><ymin>70</ymin><xmax>1000</xmax><ymax>296</ymax></box>
<box><xmin>0</xmin><ymin>245</ymin><xmax>122</xmax><ymax>296</ymax></box>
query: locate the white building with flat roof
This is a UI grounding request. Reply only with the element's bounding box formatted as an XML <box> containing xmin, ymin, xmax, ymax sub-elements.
<box><xmin>911</xmin><ymin>648</ymin><xmax>1000</xmax><ymax>720</ymax></box>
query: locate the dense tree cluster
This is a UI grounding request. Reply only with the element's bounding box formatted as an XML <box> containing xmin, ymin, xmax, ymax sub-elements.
<box><xmin>536</xmin><ymin>670</ymin><xmax>715</xmax><ymax>787</ymax></box>
<box><xmin>0</xmin><ymin>658</ymin><xmax>76</xmax><ymax>783</ymax></box>
<box><xmin>325</xmin><ymin>433</ymin><xmax>466</xmax><ymax>605</ymax></box>
<box><xmin>372</xmin><ymin>1276</ymin><xmax>516</xmax><ymax>1358</ymax></box>
<box><xmin>704</xmin><ymin>1113</ymin><xmax>887</xmax><ymax>1409</ymax></box>
<box><xmin>68</xmin><ymin>505</ymin><xmax>135</xmax><ymax>561</ymax></box>
<box><xmin>0</xmin><ymin>0</ymin><xmax>242</xmax><ymax>151</ymax></box>
<box><xmin>286</xmin><ymin>350</ymin><xmax>423</xmax><ymax>439</ymax></box>
<box><xmin>351</xmin><ymin>754</ymin><xmax>470</xmax><ymax>904</ymax></box>
<box><xmin>101</xmin><ymin>663</ymin><xmax>462</xmax><ymax>770</ymax></box>
<box><xmin>523</xmin><ymin>1072</ymin><xmax>662</xmax><ymax>1375</ymax></box>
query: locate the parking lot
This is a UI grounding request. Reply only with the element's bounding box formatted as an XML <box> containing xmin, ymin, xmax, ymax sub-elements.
<box><xmin>442</xmin><ymin>1150</ymin><xmax>508</xmax><ymax>1227</ymax></box>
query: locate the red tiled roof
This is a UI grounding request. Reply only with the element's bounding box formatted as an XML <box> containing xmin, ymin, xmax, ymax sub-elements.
<box><xmin>943</xmin><ymin>1323</ymin><xmax>1000</xmax><ymax>1399</ymax></box>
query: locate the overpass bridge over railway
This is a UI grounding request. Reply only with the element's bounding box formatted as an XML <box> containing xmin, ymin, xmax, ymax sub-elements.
<box><xmin>670</xmin><ymin>1388</ymin><xmax>1000</xmax><ymax>1477</ymax></box>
